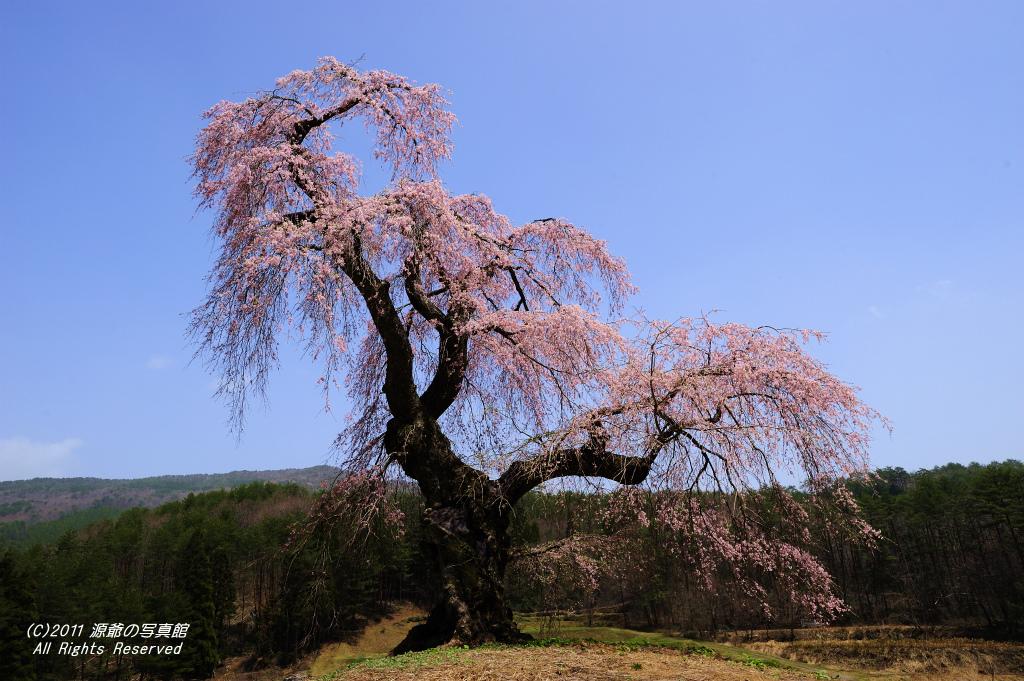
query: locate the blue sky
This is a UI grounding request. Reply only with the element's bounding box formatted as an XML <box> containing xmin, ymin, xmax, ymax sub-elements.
<box><xmin>0</xmin><ymin>1</ymin><xmax>1020</xmax><ymax>481</ymax></box>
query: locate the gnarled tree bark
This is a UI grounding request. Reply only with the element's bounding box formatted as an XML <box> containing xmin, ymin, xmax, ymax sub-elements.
<box><xmin>384</xmin><ymin>414</ymin><xmax>520</xmax><ymax>652</ymax></box>
<box><xmin>383</xmin><ymin>408</ymin><xmax>661</xmax><ymax>653</ymax></box>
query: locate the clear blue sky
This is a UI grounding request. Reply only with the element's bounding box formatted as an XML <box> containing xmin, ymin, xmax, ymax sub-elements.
<box><xmin>1</xmin><ymin>1</ymin><xmax>1020</xmax><ymax>481</ymax></box>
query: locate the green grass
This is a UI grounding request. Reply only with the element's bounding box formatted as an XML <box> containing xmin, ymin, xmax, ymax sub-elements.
<box><xmin>515</xmin><ymin>617</ymin><xmax>686</xmax><ymax>647</ymax></box>
<box><xmin>319</xmin><ymin>645</ymin><xmax>475</xmax><ymax>678</ymax></box>
<box><xmin>512</xmin><ymin>617</ymin><xmax>847</xmax><ymax>678</ymax></box>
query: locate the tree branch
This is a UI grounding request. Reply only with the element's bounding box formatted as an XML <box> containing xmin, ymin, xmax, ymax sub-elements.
<box><xmin>285</xmin><ymin>97</ymin><xmax>363</xmax><ymax>145</ymax></box>
<box><xmin>498</xmin><ymin>426</ymin><xmax>661</xmax><ymax>505</ymax></box>
<box><xmin>403</xmin><ymin>257</ymin><xmax>469</xmax><ymax>419</ymax></box>
<box><xmin>336</xmin><ymin>234</ymin><xmax>420</xmax><ymax>418</ymax></box>
<box><xmin>506</xmin><ymin>268</ymin><xmax>530</xmax><ymax>312</ymax></box>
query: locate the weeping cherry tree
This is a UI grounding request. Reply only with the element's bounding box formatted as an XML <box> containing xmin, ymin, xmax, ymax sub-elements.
<box><xmin>189</xmin><ymin>58</ymin><xmax>884</xmax><ymax>652</ymax></box>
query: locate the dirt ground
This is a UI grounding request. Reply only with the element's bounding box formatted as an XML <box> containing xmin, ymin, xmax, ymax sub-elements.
<box><xmin>210</xmin><ymin>611</ymin><xmax>1024</xmax><ymax>681</ymax></box>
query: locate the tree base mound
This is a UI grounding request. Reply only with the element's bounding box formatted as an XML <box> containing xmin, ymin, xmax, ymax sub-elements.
<box><xmin>389</xmin><ymin>604</ymin><xmax>534</xmax><ymax>656</ymax></box>
<box><xmin>343</xmin><ymin>641</ymin><xmax>822</xmax><ymax>680</ymax></box>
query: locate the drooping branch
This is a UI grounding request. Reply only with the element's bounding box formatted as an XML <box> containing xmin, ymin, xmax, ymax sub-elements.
<box><xmin>278</xmin><ymin>196</ymin><xmax>423</xmax><ymax>422</ymax></box>
<box><xmin>498</xmin><ymin>428</ymin><xmax>661</xmax><ymax>505</ymax></box>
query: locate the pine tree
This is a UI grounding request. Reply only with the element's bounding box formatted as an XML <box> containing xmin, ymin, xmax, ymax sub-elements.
<box><xmin>0</xmin><ymin>548</ymin><xmax>38</xmax><ymax>681</ymax></box>
<box><xmin>178</xmin><ymin>529</ymin><xmax>219</xmax><ymax>679</ymax></box>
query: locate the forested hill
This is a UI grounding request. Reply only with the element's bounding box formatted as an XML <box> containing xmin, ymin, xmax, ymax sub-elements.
<box><xmin>0</xmin><ymin>460</ymin><xmax>1021</xmax><ymax>680</ymax></box>
<box><xmin>0</xmin><ymin>465</ymin><xmax>339</xmax><ymax>525</ymax></box>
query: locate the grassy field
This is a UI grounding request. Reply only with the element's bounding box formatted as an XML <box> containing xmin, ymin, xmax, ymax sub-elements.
<box><xmin>212</xmin><ymin>609</ymin><xmax>1024</xmax><ymax>681</ymax></box>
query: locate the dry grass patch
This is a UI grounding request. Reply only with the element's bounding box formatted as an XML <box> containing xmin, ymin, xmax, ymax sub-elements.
<box><xmin>308</xmin><ymin>604</ymin><xmax>429</xmax><ymax>676</ymax></box>
<box><xmin>744</xmin><ymin>638</ymin><xmax>1024</xmax><ymax>679</ymax></box>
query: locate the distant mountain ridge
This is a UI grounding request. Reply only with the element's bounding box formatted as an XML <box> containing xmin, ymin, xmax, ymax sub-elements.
<box><xmin>0</xmin><ymin>465</ymin><xmax>340</xmax><ymax>524</ymax></box>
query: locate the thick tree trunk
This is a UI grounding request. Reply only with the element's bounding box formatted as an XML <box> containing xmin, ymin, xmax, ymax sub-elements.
<box><xmin>391</xmin><ymin>500</ymin><xmax>524</xmax><ymax>654</ymax></box>
<box><xmin>385</xmin><ymin>415</ymin><xmax>528</xmax><ymax>654</ymax></box>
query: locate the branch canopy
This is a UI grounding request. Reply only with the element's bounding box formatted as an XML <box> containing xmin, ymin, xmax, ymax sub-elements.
<box><xmin>188</xmin><ymin>58</ymin><xmax>884</xmax><ymax>501</ymax></box>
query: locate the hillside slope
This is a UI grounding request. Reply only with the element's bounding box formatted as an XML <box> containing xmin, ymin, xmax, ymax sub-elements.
<box><xmin>0</xmin><ymin>465</ymin><xmax>339</xmax><ymax>524</ymax></box>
